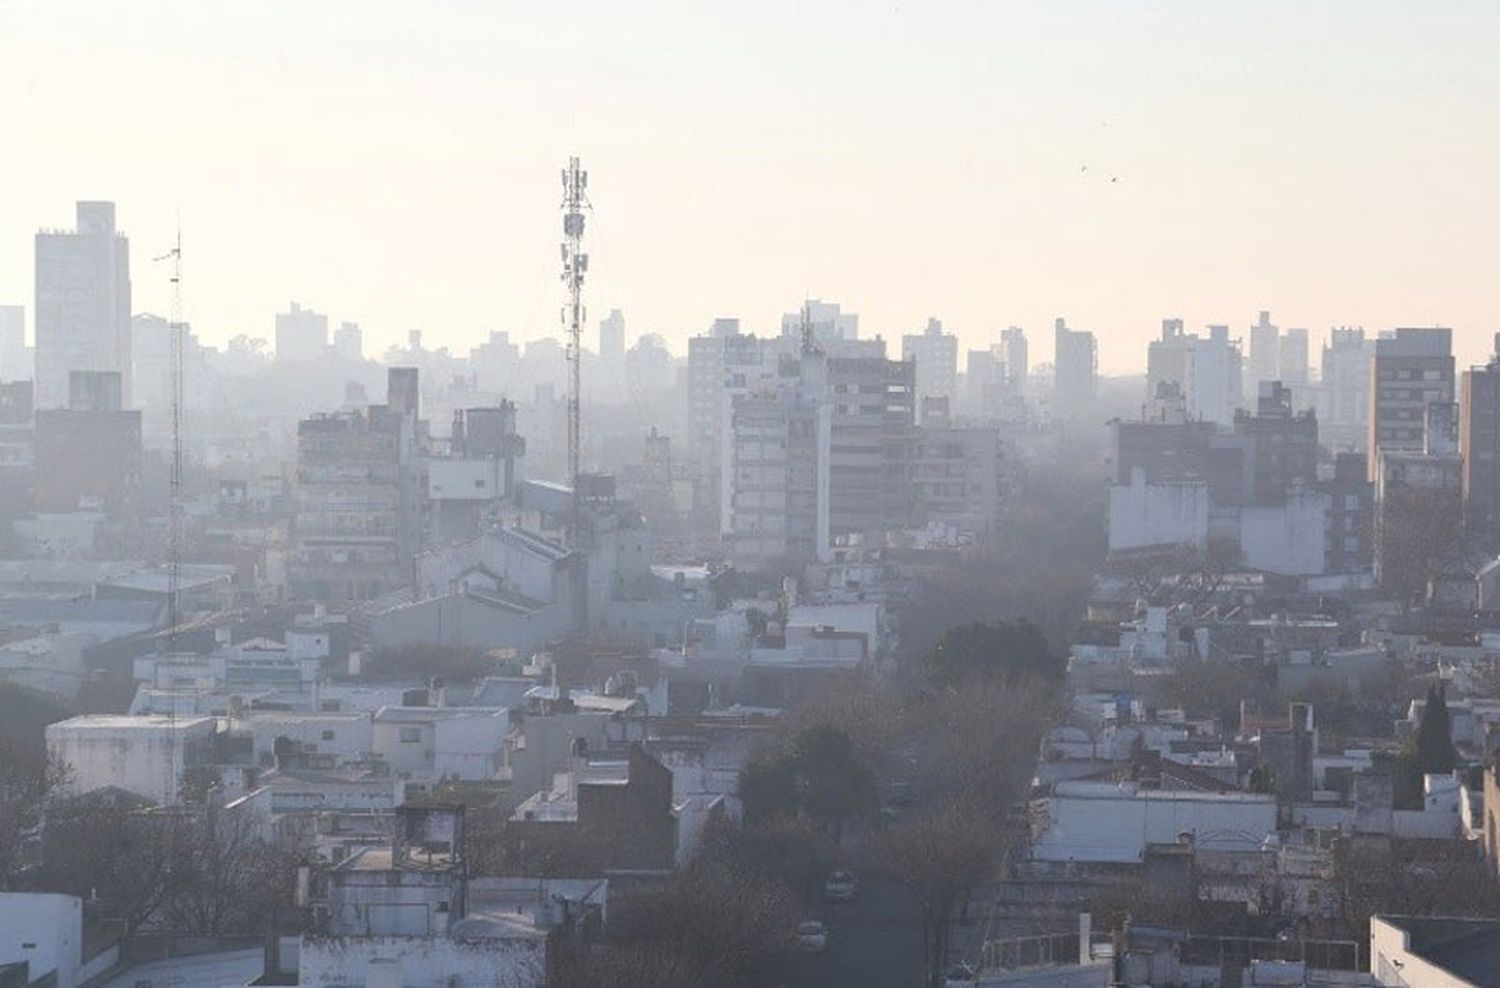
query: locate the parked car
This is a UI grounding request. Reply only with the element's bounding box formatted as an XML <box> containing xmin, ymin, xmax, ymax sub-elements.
<box><xmin>823</xmin><ymin>869</ymin><xmax>857</xmax><ymax>901</ymax></box>
<box><xmin>796</xmin><ymin>920</ymin><xmax>829</xmax><ymax>953</ymax></box>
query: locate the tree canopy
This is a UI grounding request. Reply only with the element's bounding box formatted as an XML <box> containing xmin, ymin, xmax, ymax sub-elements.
<box><xmin>738</xmin><ymin>725</ymin><xmax>877</xmax><ymax>834</ymax></box>
<box><xmin>922</xmin><ymin>619</ymin><xmax>1063</xmax><ymax>688</ymax></box>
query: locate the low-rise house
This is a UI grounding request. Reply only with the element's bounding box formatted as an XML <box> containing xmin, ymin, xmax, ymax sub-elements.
<box><xmin>46</xmin><ymin>714</ymin><xmax>218</xmax><ymax>805</ymax></box>
<box><xmin>300</xmin><ymin>803</ymin><xmax>597</xmax><ymax>988</ymax></box>
<box><xmin>509</xmin><ymin>744</ymin><xmax>676</xmax><ymax>873</ymax></box>
<box><xmin>371</xmin><ymin>706</ymin><xmax>507</xmax><ymax>783</ymax></box>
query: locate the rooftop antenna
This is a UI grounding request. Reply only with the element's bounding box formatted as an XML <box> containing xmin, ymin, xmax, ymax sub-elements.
<box><xmin>560</xmin><ymin>156</ymin><xmax>591</xmax><ymax>546</ymax></box>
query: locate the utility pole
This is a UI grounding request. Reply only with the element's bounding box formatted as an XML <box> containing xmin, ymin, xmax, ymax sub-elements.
<box><xmin>560</xmin><ymin>156</ymin><xmax>591</xmax><ymax>546</ymax></box>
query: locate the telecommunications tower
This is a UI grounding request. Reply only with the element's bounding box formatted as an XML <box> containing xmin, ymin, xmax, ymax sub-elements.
<box><xmin>560</xmin><ymin>156</ymin><xmax>591</xmax><ymax>543</ymax></box>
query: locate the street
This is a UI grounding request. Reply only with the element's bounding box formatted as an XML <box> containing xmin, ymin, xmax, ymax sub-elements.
<box><xmin>786</xmin><ymin>877</ymin><xmax>925</xmax><ymax>988</ymax></box>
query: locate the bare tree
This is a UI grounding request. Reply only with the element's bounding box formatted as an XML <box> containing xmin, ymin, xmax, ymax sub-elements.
<box><xmin>0</xmin><ymin>746</ymin><xmax>66</xmax><ymax>889</ymax></box>
<box><xmin>911</xmin><ymin>678</ymin><xmax>1053</xmax><ymax>815</ymax></box>
<box><xmin>872</xmin><ymin>802</ymin><xmax>999</xmax><ymax>988</ymax></box>
<box><xmin>40</xmin><ymin>797</ymin><xmax>169</xmax><ymax>933</ymax></box>
<box><xmin>1377</xmin><ymin>488</ymin><xmax>1469</xmax><ymax>606</ymax></box>
<box><xmin>162</xmin><ymin>804</ymin><xmax>292</xmax><ymax>934</ymax></box>
<box><xmin>556</xmin><ymin>863</ymin><xmax>795</xmax><ymax>988</ymax></box>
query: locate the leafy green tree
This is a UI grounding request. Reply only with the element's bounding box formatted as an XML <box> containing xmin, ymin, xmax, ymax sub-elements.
<box><xmin>923</xmin><ymin>619</ymin><xmax>1062</xmax><ymax>688</ymax></box>
<box><xmin>738</xmin><ymin>754</ymin><xmax>799</xmax><ymax>825</ymax></box>
<box><xmin>1414</xmin><ymin>683</ymin><xmax>1458</xmax><ymax>776</ymax></box>
<box><xmin>737</xmin><ymin>726</ymin><xmax>876</xmax><ymax>837</ymax></box>
<box><xmin>793</xmin><ymin>725</ymin><xmax>878</xmax><ymax>838</ymax></box>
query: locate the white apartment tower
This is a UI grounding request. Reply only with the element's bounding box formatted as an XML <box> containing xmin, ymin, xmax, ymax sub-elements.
<box><xmin>902</xmin><ymin>318</ymin><xmax>959</xmax><ymax>421</ymax></box>
<box><xmin>34</xmin><ymin>202</ymin><xmax>131</xmax><ymax>409</ymax></box>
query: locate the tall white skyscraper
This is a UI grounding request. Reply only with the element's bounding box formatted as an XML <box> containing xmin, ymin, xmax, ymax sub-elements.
<box><xmin>34</xmin><ymin>201</ymin><xmax>132</xmax><ymax>409</ymax></box>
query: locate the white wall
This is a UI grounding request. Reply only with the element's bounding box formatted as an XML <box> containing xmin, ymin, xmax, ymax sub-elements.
<box><xmin>1370</xmin><ymin>916</ymin><xmax>1479</xmax><ymax>988</ymax></box>
<box><xmin>1240</xmin><ymin>492</ymin><xmax>1329</xmax><ymax>576</ymax></box>
<box><xmin>299</xmin><ymin>934</ymin><xmax>544</xmax><ymax>988</ymax></box>
<box><xmin>1032</xmin><ymin>784</ymin><xmax>1277</xmax><ymax>863</ymax></box>
<box><xmin>249</xmin><ymin>712</ymin><xmax>372</xmax><ymax>766</ymax></box>
<box><xmin>0</xmin><ymin>893</ymin><xmax>82</xmax><ymax>988</ymax></box>
<box><xmin>47</xmin><ymin>716</ymin><xmax>216</xmax><ymax>804</ymax></box>
<box><xmin>1108</xmin><ymin>470</ymin><xmax>1209</xmax><ymax>553</ymax></box>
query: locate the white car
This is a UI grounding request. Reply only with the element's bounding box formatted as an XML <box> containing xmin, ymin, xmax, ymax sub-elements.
<box><xmin>824</xmin><ymin>869</ymin><xmax>857</xmax><ymax>901</ymax></box>
<box><xmin>796</xmin><ymin>920</ymin><xmax>829</xmax><ymax>953</ymax></box>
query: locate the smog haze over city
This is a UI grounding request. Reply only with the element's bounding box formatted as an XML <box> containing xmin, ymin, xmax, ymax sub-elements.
<box><xmin>2</xmin><ymin>5</ymin><xmax>1500</xmax><ymax>988</ymax></box>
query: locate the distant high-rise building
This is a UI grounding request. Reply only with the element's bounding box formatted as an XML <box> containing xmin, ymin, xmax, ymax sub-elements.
<box><xmin>1319</xmin><ymin>327</ymin><xmax>1372</xmax><ymax>451</ymax></box>
<box><xmin>290</xmin><ymin>368</ymin><xmax>426</xmax><ymax>602</ymax></box>
<box><xmin>827</xmin><ymin>355</ymin><xmax>917</xmax><ymax>543</ymax></box>
<box><xmin>0</xmin><ymin>381</ymin><xmax>34</xmax><ymax>523</ymax></box>
<box><xmin>334</xmin><ymin>321</ymin><xmax>363</xmax><ymax>361</ymax></box>
<box><xmin>687</xmin><ymin>328</ymin><xmax>769</xmax><ymax>533</ymax></box>
<box><xmin>34</xmin><ymin>370</ymin><xmax>140</xmax><ymax>517</ymax></box>
<box><xmin>1052</xmin><ymin>318</ymin><xmax>1097</xmax><ymax>421</ymax></box>
<box><xmin>1368</xmin><ymin>327</ymin><xmax>1454</xmax><ymax>481</ymax></box>
<box><xmin>781</xmin><ymin>299</ymin><xmax>858</xmax><ymax>345</ymax></box>
<box><xmin>901</xmin><ymin>318</ymin><xmax>958</xmax><ymax>421</ymax></box>
<box><xmin>1233</xmin><ymin>381</ymin><xmax>1318</xmax><ymax>505</ymax></box>
<box><xmin>0</xmin><ymin>306</ymin><xmax>27</xmax><ymax>383</ymax></box>
<box><xmin>1278</xmin><ymin>327</ymin><xmax>1310</xmax><ymax>406</ymax></box>
<box><xmin>722</xmin><ymin>346</ymin><xmax>831</xmax><ymax>569</ymax></box>
<box><xmin>1001</xmin><ymin>327</ymin><xmax>1028</xmax><ymax>398</ymax></box>
<box><xmin>599</xmin><ymin>308</ymin><xmax>626</xmax><ymax>363</ymax></box>
<box><xmin>1460</xmin><ymin>335</ymin><xmax>1500</xmax><ymax>536</ymax></box>
<box><xmin>275</xmin><ymin>302</ymin><xmax>329</xmax><ymax>363</ymax></box>
<box><xmin>1247</xmin><ymin>310</ymin><xmax>1280</xmax><ymax>394</ymax></box>
<box><xmin>34</xmin><ymin>202</ymin><xmax>132</xmax><ymax>409</ymax></box>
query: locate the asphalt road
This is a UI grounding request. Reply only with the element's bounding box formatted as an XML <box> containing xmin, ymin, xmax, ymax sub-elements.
<box><xmin>786</xmin><ymin>876</ymin><xmax>925</xmax><ymax>988</ymax></box>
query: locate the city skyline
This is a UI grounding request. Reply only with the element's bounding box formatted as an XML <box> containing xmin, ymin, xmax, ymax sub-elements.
<box><xmin>2</xmin><ymin>2</ymin><xmax>1498</xmax><ymax>372</ymax></box>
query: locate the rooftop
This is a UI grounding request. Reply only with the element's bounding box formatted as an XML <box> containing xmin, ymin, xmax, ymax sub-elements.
<box><xmin>1382</xmin><ymin>915</ymin><xmax>1500</xmax><ymax>988</ymax></box>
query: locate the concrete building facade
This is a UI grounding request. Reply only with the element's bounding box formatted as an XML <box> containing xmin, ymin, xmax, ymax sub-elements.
<box><xmin>34</xmin><ymin>202</ymin><xmax>131</xmax><ymax>410</ymax></box>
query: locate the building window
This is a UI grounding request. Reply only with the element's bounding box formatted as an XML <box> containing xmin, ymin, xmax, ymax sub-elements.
<box><xmin>321</xmin><ymin>729</ymin><xmax>335</xmax><ymax>741</ymax></box>
<box><xmin>399</xmin><ymin>727</ymin><xmax>421</xmax><ymax>743</ymax></box>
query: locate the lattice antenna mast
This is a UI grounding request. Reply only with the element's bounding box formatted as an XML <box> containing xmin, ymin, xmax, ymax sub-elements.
<box><xmin>560</xmin><ymin>157</ymin><xmax>591</xmax><ymax>543</ymax></box>
<box><xmin>166</xmin><ymin>231</ymin><xmax>183</xmax><ymax>643</ymax></box>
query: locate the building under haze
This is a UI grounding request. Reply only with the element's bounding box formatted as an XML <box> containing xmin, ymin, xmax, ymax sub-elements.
<box><xmin>1001</xmin><ymin>326</ymin><xmax>1028</xmax><ymax>401</ymax></box>
<box><xmin>721</xmin><ymin>345</ymin><xmax>831</xmax><ymax>569</ymax></box>
<box><xmin>1461</xmin><ymin>335</ymin><xmax>1500</xmax><ymax>539</ymax></box>
<box><xmin>1278</xmin><ymin>327</ymin><xmax>1310</xmax><ymax>403</ymax></box>
<box><xmin>901</xmin><ymin>318</ymin><xmax>958</xmax><ymax>422</ymax></box>
<box><xmin>1052</xmin><ymin>317</ymin><xmax>1097</xmax><ymax>421</ymax></box>
<box><xmin>275</xmin><ymin>302</ymin><xmax>329</xmax><ymax>363</ymax></box>
<box><xmin>1145</xmin><ymin>319</ymin><xmax>1243</xmax><ymax>425</ymax></box>
<box><xmin>1247</xmin><ymin>310</ymin><xmax>1279</xmax><ymax>398</ymax></box>
<box><xmin>289</xmin><ymin>368</ymin><xmax>426</xmax><ymax>603</ymax></box>
<box><xmin>1367</xmin><ymin>327</ymin><xmax>1454</xmax><ymax>481</ymax></box>
<box><xmin>33</xmin><ymin>371</ymin><xmax>141</xmax><ymax>518</ymax></box>
<box><xmin>827</xmin><ymin>354</ymin><xmax>917</xmax><ymax>547</ymax></box>
<box><xmin>781</xmin><ymin>299</ymin><xmax>858</xmax><ymax>347</ymax></box>
<box><xmin>687</xmin><ymin>325</ymin><xmax>769</xmax><ymax>535</ymax></box>
<box><xmin>34</xmin><ymin>202</ymin><xmax>131</xmax><ymax>410</ymax></box>
<box><xmin>0</xmin><ymin>305</ymin><xmax>27</xmax><ymax>383</ymax></box>
<box><xmin>1320</xmin><ymin>327</ymin><xmax>1372</xmax><ymax>452</ymax></box>
<box><xmin>333</xmin><ymin>321</ymin><xmax>363</xmax><ymax>362</ymax></box>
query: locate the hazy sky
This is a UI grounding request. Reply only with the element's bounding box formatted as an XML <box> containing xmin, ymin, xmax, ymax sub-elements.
<box><xmin>2</xmin><ymin>1</ymin><xmax>1497</xmax><ymax>372</ymax></box>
